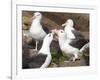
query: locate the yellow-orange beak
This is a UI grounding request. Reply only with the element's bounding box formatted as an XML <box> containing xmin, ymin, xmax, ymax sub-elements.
<box><xmin>52</xmin><ymin>29</ymin><xmax>59</xmax><ymax>35</ymax></box>
<box><xmin>51</xmin><ymin>29</ymin><xmax>58</xmax><ymax>34</ymax></box>
<box><xmin>61</xmin><ymin>23</ymin><xmax>66</xmax><ymax>27</ymax></box>
<box><xmin>51</xmin><ymin>29</ymin><xmax>59</xmax><ymax>41</ymax></box>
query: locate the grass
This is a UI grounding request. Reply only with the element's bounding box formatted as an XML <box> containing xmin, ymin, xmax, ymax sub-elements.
<box><xmin>49</xmin><ymin>49</ymin><xmax>71</xmax><ymax>67</ymax></box>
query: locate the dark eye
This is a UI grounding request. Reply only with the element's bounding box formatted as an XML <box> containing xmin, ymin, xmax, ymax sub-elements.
<box><xmin>61</xmin><ymin>31</ymin><xmax>64</xmax><ymax>33</ymax></box>
<box><xmin>48</xmin><ymin>34</ymin><xmax>51</xmax><ymax>37</ymax></box>
<box><xmin>37</xmin><ymin>14</ymin><xmax>40</xmax><ymax>16</ymax></box>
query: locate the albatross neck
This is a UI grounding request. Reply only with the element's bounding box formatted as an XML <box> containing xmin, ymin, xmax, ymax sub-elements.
<box><xmin>59</xmin><ymin>36</ymin><xmax>66</xmax><ymax>47</ymax></box>
<box><xmin>58</xmin><ymin>34</ymin><xmax>71</xmax><ymax>48</ymax></box>
<box><xmin>64</xmin><ymin>25</ymin><xmax>74</xmax><ymax>31</ymax></box>
<box><xmin>31</xmin><ymin>18</ymin><xmax>41</xmax><ymax>27</ymax></box>
<box><xmin>39</xmin><ymin>40</ymin><xmax>51</xmax><ymax>55</ymax></box>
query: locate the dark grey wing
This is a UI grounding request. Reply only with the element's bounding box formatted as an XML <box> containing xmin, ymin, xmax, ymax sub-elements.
<box><xmin>69</xmin><ymin>38</ymin><xmax>88</xmax><ymax>50</ymax></box>
<box><xmin>28</xmin><ymin>53</ymin><xmax>47</xmax><ymax>68</ymax></box>
<box><xmin>42</xmin><ymin>24</ymin><xmax>50</xmax><ymax>34</ymax></box>
<box><xmin>72</xmin><ymin>30</ymin><xmax>84</xmax><ymax>39</ymax></box>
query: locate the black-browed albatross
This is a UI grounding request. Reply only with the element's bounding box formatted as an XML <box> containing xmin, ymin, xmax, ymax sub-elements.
<box><xmin>55</xmin><ymin>29</ymin><xmax>89</xmax><ymax>62</ymax></box>
<box><xmin>23</xmin><ymin>32</ymin><xmax>54</xmax><ymax>68</ymax></box>
<box><xmin>29</xmin><ymin>12</ymin><xmax>49</xmax><ymax>51</ymax></box>
<box><xmin>62</xmin><ymin>19</ymin><xmax>84</xmax><ymax>40</ymax></box>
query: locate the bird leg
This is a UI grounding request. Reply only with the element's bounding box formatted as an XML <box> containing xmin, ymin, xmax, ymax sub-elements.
<box><xmin>35</xmin><ymin>41</ymin><xmax>38</xmax><ymax>51</ymax></box>
<box><xmin>72</xmin><ymin>53</ymin><xmax>80</xmax><ymax>62</ymax></box>
<box><xmin>33</xmin><ymin>41</ymin><xmax>38</xmax><ymax>51</ymax></box>
<box><xmin>69</xmin><ymin>54</ymin><xmax>78</xmax><ymax>62</ymax></box>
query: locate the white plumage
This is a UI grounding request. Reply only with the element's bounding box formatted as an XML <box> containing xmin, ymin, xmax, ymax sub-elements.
<box><xmin>39</xmin><ymin>33</ymin><xmax>54</xmax><ymax>68</ymax></box>
<box><xmin>55</xmin><ymin>29</ymin><xmax>89</xmax><ymax>61</ymax></box>
<box><xmin>29</xmin><ymin>12</ymin><xmax>48</xmax><ymax>51</ymax></box>
<box><xmin>62</xmin><ymin>19</ymin><xmax>75</xmax><ymax>39</ymax></box>
<box><xmin>25</xmin><ymin>33</ymin><xmax>54</xmax><ymax>68</ymax></box>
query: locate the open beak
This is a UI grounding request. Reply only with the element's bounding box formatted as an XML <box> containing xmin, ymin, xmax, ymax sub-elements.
<box><xmin>51</xmin><ymin>29</ymin><xmax>58</xmax><ymax>35</ymax></box>
<box><xmin>51</xmin><ymin>29</ymin><xmax>59</xmax><ymax>41</ymax></box>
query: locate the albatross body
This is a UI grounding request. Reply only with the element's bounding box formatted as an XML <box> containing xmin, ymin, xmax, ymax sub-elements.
<box><xmin>24</xmin><ymin>33</ymin><xmax>53</xmax><ymax>68</ymax></box>
<box><xmin>56</xmin><ymin>29</ymin><xmax>88</xmax><ymax>61</ymax></box>
<box><xmin>29</xmin><ymin>12</ymin><xmax>49</xmax><ymax>51</ymax></box>
<box><xmin>62</xmin><ymin>19</ymin><xmax>84</xmax><ymax>39</ymax></box>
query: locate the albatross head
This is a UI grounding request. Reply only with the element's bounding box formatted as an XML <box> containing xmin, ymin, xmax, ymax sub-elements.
<box><xmin>32</xmin><ymin>12</ymin><xmax>42</xmax><ymax>20</ymax></box>
<box><xmin>62</xmin><ymin>19</ymin><xmax>74</xmax><ymax>28</ymax></box>
<box><xmin>39</xmin><ymin>33</ymin><xmax>54</xmax><ymax>54</ymax></box>
<box><xmin>55</xmin><ymin>29</ymin><xmax>67</xmax><ymax>40</ymax></box>
<box><xmin>44</xmin><ymin>33</ymin><xmax>54</xmax><ymax>44</ymax></box>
